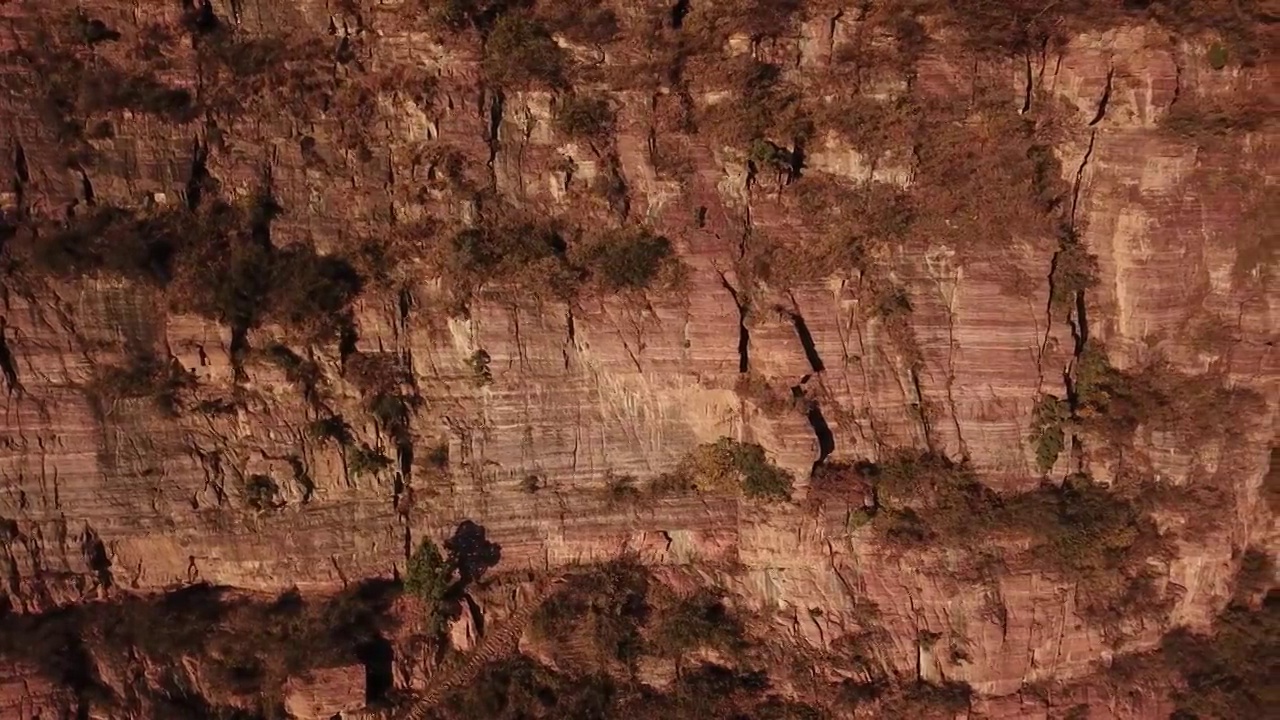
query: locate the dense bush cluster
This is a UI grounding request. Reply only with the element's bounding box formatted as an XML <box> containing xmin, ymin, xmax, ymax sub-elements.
<box><xmin>23</xmin><ymin>200</ymin><xmax>364</xmax><ymax>342</ymax></box>
<box><xmin>536</xmin><ymin>0</ymin><xmax>620</xmax><ymax>46</ymax></box>
<box><xmin>404</xmin><ymin>525</ymin><xmax>501</xmax><ymax>631</ymax></box>
<box><xmin>699</xmin><ymin>58</ymin><xmax>809</xmax><ymax>155</ymax></box>
<box><xmin>651</xmin><ymin>589</ymin><xmax>744</xmax><ymax>657</ymax></box>
<box><xmin>89</xmin><ymin>350</ymin><xmax>196</xmax><ymax>416</ymax></box>
<box><xmin>483</xmin><ymin>14</ymin><xmax>566</xmax><ymax>89</ymax></box>
<box><xmin>1049</xmin><ymin>237</ymin><xmax>1100</xmax><ymax>313</ymax></box>
<box><xmin>651</xmin><ymin>438</ymin><xmax>793</xmax><ymax>501</ymax></box>
<box><xmin>1072</xmin><ymin>342</ymin><xmax>1261</xmax><ymax>447</ymax></box>
<box><xmin>554</xmin><ymin>93</ymin><xmax>615</xmax><ymax>141</ymax></box>
<box><xmin>405</xmin><ymin>538</ymin><xmax>453</xmax><ymax>608</ymax></box>
<box><xmin>348</xmin><ymin>443</ymin><xmax>394</xmax><ymax>478</ymax></box>
<box><xmin>435</xmin><ymin>214</ymin><xmax>685</xmax><ymax>307</ymax></box>
<box><xmin>0</xmin><ymin>581</ymin><xmax>399</xmax><ymax>717</ymax></box>
<box><xmin>1029</xmin><ymin>394</ymin><xmax>1070</xmax><ymax>473</ymax></box>
<box><xmin>532</xmin><ymin>561</ymin><xmax>650</xmax><ymax>669</ymax></box>
<box><xmin>859</xmin><ymin>451</ymin><xmax>1173</xmax><ymax>628</ymax></box>
<box><xmin>242</xmin><ymin>474</ymin><xmax>281</xmax><ymax>511</ymax></box>
<box><xmin>575</xmin><ymin>228</ymin><xmax>679</xmax><ymax>292</ymax></box>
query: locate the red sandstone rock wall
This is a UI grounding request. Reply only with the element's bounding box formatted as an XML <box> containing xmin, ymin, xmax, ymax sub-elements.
<box><xmin>0</xmin><ymin>0</ymin><xmax>1274</xmax><ymax>709</ymax></box>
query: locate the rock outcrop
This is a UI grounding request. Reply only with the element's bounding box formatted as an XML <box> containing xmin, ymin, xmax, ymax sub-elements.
<box><xmin>0</xmin><ymin>0</ymin><xmax>1274</xmax><ymax>714</ymax></box>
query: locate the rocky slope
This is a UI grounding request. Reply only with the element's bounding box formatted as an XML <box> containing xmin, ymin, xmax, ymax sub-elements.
<box><xmin>0</xmin><ymin>0</ymin><xmax>1275</xmax><ymax>717</ymax></box>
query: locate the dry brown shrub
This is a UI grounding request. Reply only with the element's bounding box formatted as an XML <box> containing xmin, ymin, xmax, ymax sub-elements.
<box><xmin>733</xmin><ymin>372</ymin><xmax>799</xmax><ymax>416</ymax></box>
<box><xmin>695</xmin><ymin>56</ymin><xmax>810</xmax><ymax>151</ymax></box>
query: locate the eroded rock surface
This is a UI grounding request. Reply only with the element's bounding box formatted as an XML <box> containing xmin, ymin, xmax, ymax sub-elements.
<box><xmin>0</xmin><ymin>0</ymin><xmax>1274</xmax><ymax>716</ymax></box>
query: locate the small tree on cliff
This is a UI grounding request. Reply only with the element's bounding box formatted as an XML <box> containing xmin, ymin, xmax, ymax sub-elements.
<box><xmin>405</xmin><ymin>538</ymin><xmax>453</xmax><ymax>607</ymax></box>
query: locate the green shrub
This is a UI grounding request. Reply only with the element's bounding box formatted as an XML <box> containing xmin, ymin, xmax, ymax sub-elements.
<box><xmin>469</xmin><ymin>349</ymin><xmax>493</xmax><ymax>386</ymax></box>
<box><xmin>426</xmin><ymin>0</ymin><xmax>487</xmax><ymax>30</ymax></box>
<box><xmin>1070</xmin><ymin>342</ymin><xmax>1248</xmax><ymax>446</ymax></box>
<box><xmin>532</xmin><ymin>561</ymin><xmax>648</xmax><ymax>666</ymax></box>
<box><xmin>165</xmin><ymin>198</ymin><xmax>365</xmax><ymax>338</ymax></box>
<box><xmin>652</xmin><ymin>590</ymin><xmax>743</xmax><ymax>656</ymax></box>
<box><xmin>80</xmin><ymin>69</ymin><xmax>196</xmax><ymax>121</ymax></box>
<box><xmin>369</xmin><ymin>392</ymin><xmax>420</xmax><ymax>443</ymax></box>
<box><xmin>698</xmin><ymin>58</ymin><xmax>809</xmax><ymax>151</ymax></box>
<box><xmin>91</xmin><ymin>350</ymin><xmax>196</xmax><ymax>416</ymax></box>
<box><xmin>863</xmin><ymin>445</ymin><xmax>1178</xmax><ymax>629</ymax></box>
<box><xmin>0</xmin><ymin>579</ymin><xmax>400</xmax><ymax>711</ymax></box>
<box><xmin>1207</xmin><ymin>42</ymin><xmax>1229</xmax><ymax>69</ymax></box>
<box><xmin>29</xmin><ymin>197</ymin><xmax>362</xmax><ymax>341</ymax></box>
<box><xmin>443</xmin><ymin>219</ymin><xmax>579</xmax><ymax>303</ymax></box>
<box><xmin>578</xmin><ymin>228</ymin><xmax>678</xmax><ymax>292</ymax></box>
<box><xmin>307</xmin><ymin>415</ymin><xmax>354</xmax><ymax>446</ymax></box>
<box><xmin>604</xmin><ymin>471</ymin><xmax>641</xmax><ymax>507</ymax></box>
<box><xmin>348</xmin><ymin>443</ymin><xmax>393</xmax><ymax>478</ymax></box>
<box><xmin>555</xmin><ymin>93</ymin><xmax>615</xmax><ymax>140</ymax></box>
<box><xmin>1030</xmin><ymin>395</ymin><xmax>1070</xmax><ymax>473</ymax></box>
<box><xmin>1162</xmin><ymin>97</ymin><xmax>1268</xmax><ymax>139</ymax></box>
<box><xmin>263</xmin><ymin>343</ymin><xmax>321</xmax><ymax>389</ymax></box>
<box><xmin>404</xmin><ymin>538</ymin><xmax>453</xmax><ymax>606</ymax></box>
<box><xmin>31</xmin><ymin>207</ymin><xmax>186</xmax><ymax>284</ymax></box>
<box><xmin>425</xmin><ymin>442</ymin><xmax>450</xmax><ymax>469</ymax></box>
<box><xmin>243</xmin><ymin>474</ymin><xmax>280</xmax><ymax>511</ymax></box>
<box><xmin>483</xmin><ymin>14</ymin><xmax>566</xmax><ymax>89</ymax></box>
<box><xmin>730</xmin><ymin>441</ymin><xmax>793</xmax><ymax>501</ymax></box>
<box><xmin>863</xmin><ymin>452</ymin><xmax>999</xmax><ymax>545</ymax></box>
<box><xmin>538</xmin><ymin>0</ymin><xmax>619</xmax><ymax>45</ymax></box>
<box><xmin>1050</xmin><ymin>239</ymin><xmax>1099</xmax><ymax>312</ymax></box>
<box><xmin>265</xmin><ymin>247</ymin><xmax>363</xmax><ymax>334</ymax></box>
<box><xmin>659</xmin><ymin>438</ymin><xmax>792</xmax><ymax>500</ymax></box>
<box><xmin>748</xmin><ymin>138</ymin><xmax>794</xmax><ymax>174</ymax></box>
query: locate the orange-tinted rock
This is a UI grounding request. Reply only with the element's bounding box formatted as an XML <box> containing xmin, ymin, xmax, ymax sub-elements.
<box><xmin>0</xmin><ymin>1</ymin><xmax>1272</xmax><ymax>712</ymax></box>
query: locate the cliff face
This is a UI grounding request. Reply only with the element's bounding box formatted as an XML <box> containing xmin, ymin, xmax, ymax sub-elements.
<box><xmin>0</xmin><ymin>0</ymin><xmax>1275</xmax><ymax>713</ymax></box>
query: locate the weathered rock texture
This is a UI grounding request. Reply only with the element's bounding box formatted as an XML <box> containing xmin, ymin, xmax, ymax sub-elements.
<box><xmin>0</xmin><ymin>0</ymin><xmax>1275</xmax><ymax>714</ymax></box>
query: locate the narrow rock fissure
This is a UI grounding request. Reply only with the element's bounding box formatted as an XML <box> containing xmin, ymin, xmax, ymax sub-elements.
<box><xmin>396</xmin><ymin>442</ymin><xmax>413</xmax><ymax>508</ymax></box>
<box><xmin>1073</xmin><ymin>291</ymin><xmax>1090</xmax><ymax>350</ymax></box>
<box><xmin>1060</xmin><ymin>125</ymin><xmax>1100</xmax><ymax>472</ymax></box>
<box><xmin>604</xmin><ymin>154</ymin><xmax>632</xmax><ymax>221</ymax></box>
<box><xmin>827</xmin><ymin>11</ymin><xmax>844</xmax><ymax>61</ymax></box>
<box><xmin>12</xmin><ymin>141</ymin><xmax>29</xmax><ymax>216</ymax></box>
<box><xmin>1088</xmin><ymin>66</ymin><xmax>1114</xmax><ymax>127</ymax></box>
<box><xmin>79</xmin><ymin>170</ymin><xmax>95</xmax><ymax>206</ymax></box>
<box><xmin>671</xmin><ymin>0</ymin><xmax>689</xmax><ymax>29</ymax></box>
<box><xmin>228</xmin><ymin>324</ymin><xmax>248</xmax><ymax>383</ymax></box>
<box><xmin>1069</xmin><ymin>130</ymin><xmax>1096</xmax><ymax>228</ymax></box>
<box><xmin>1021</xmin><ymin>52</ymin><xmax>1033</xmax><ymax>114</ymax></box>
<box><xmin>339</xmin><ymin>322</ymin><xmax>358</xmax><ymax>367</ymax></box>
<box><xmin>909</xmin><ymin>365</ymin><xmax>934</xmax><ymax>451</ymax></box>
<box><xmin>563</xmin><ymin>307</ymin><xmax>575</xmax><ymax>370</ymax></box>
<box><xmin>398</xmin><ymin>286</ymin><xmax>413</xmax><ymax>333</ymax></box>
<box><xmin>784</xmin><ymin>305</ymin><xmax>824</xmax><ymax>373</ymax></box>
<box><xmin>13</xmin><ymin>141</ymin><xmax>29</xmax><ymax>184</ymax></box>
<box><xmin>792</xmin><ymin>378</ymin><xmax>835</xmax><ymax>470</ymax></box>
<box><xmin>185</xmin><ymin>138</ymin><xmax>210</xmax><ymax>211</ymax></box>
<box><xmin>808</xmin><ymin>402</ymin><xmax>835</xmax><ymax>464</ymax></box>
<box><xmin>0</xmin><ymin>318</ymin><xmax>19</xmax><ymax>394</ymax></box>
<box><xmin>719</xmin><ymin>274</ymin><xmax>749</xmax><ymax>373</ymax></box>
<box><xmin>1170</xmin><ymin>51</ymin><xmax>1183</xmax><ymax>108</ymax></box>
<box><xmin>485</xmin><ymin>89</ymin><xmax>504</xmax><ymax>184</ymax></box>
